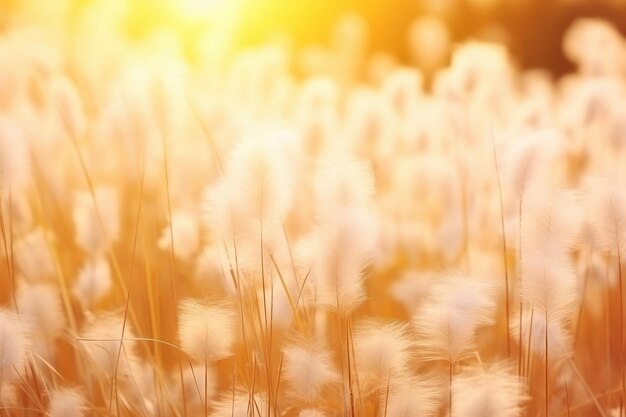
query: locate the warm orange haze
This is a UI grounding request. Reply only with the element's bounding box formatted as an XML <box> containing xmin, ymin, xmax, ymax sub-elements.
<box><xmin>1</xmin><ymin>0</ymin><xmax>626</xmax><ymax>416</ymax></box>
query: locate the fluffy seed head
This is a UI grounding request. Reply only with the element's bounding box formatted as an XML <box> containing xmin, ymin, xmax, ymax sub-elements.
<box><xmin>0</xmin><ymin>116</ymin><xmax>29</xmax><ymax>190</ymax></box>
<box><xmin>314</xmin><ymin>154</ymin><xmax>375</xmax><ymax>220</ymax></box>
<box><xmin>413</xmin><ymin>272</ymin><xmax>497</xmax><ymax>362</ymax></box>
<box><xmin>0</xmin><ymin>308</ymin><xmax>29</xmax><ymax>384</ymax></box>
<box><xmin>48</xmin><ymin>388</ymin><xmax>85</xmax><ymax>417</ymax></box>
<box><xmin>353</xmin><ymin>319</ymin><xmax>413</xmax><ymax>387</ymax></box>
<box><xmin>14</xmin><ymin>228</ymin><xmax>56</xmax><ymax>282</ymax></box>
<box><xmin>520</xmin><ymin>189</ymin><xmax>580</xmax><ymax>324</ymax></box>
<box><xmin>178</xmin><ymin>298</ymin><xmax>236</xmax><ymax>362</ymax></box>
<box><xmin>157</xmin><ymin>210</ymin><xmax>200</xmax><ymax>261</ymax></box>
<box><xmin>313</xmin><ymin>207</ymin><xmax>378</xmax><ymax>315</ymax></box>
<box><xmin>16</xmin><ymin>283</ymin><xmax>65</xmax><ymax>339</ymax></box>
<box><xmin>451</xmin><ymin>364</ymin><xmax>527</xmax><ymax>417</ymax></box>
<box><xmin>283</xmin><ymin>341</ymin><xmax>339</xmax><ymax>402</ymax></box>
<box><xmin>210</xmin><ymin>391</ymin><xmax>268</xmax><ymax>417</ymax></box>
<box><xmin>73</xmin><ymin>256</ymin><xmax>112</xmax><ymax>310</ymax></box>
<box><xmin>383</xmin><ymin>375</ymin><xmax>443</xmax><ymax>417</ymax></box>
<box><xmin>583</xmin><ymin>177</ymin><xmax>626</xmax><ymax>255</ymax></box>
<box><xmin>224</xmin><ymin>132</ymin><xmax>295</xmax><ymax>241</ymax></box>
<box><xmin>73</xmin><ymin>186</ymin><xmax>120</xmax><ymax>255</ymax></box>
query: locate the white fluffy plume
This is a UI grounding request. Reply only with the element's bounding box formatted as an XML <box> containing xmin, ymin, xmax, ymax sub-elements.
<box><xmin>0</xmin><ymin>308</ymin><xmax>29</xmax><ymax>385</ymax></box>
<box><xmin>512</xmin><ymin>309</ymin><xmax>573</xmax><ymax>361</ymax></box>
<box><xmin>16</xmin><ymin>283</ymin><xmax>65</xmax><ymax>342</ymax></box>
<box><xmin>73</xmin><ymin>256</ymin><xmax>112</xmax><ymax>309</ymax></box>
<box><xmin>14</xmin><ymin>228</ymin><xmax>56</xmax><ymax>282</ymax></box>
<box><xmin>210</xmin><ymin>391</ymin><xmax>268</xmax><ymax>417</ymax></box>
<box><xmin>382</xmin><ymin>374</ymin><xmax>443</xmax><ymax>417</ymax></box>
<box><xmin>519</xmin><ymin>189</ymin><xmax>580</xmax><ymax>327</ymax></box>
<box><xmin>583</xmin><ymin>177</ymin><xmax>626</xmax><ymax>256</ymax></box>
<box><xmin>157</xmin><ymin>209</ymin><xmax>200</xmax><ymax>261</ymax></box>
<box><xmin>353</xmin><ymin>319</ymin><xmax>413</xmax><ymax>389</ymax></box>
<box><xmin>451</xmin><ymin>364</ymin><xmax>527</xmax><ymax>417</ymax></box>
<box><xmin>48</xmin><ymin>388</ymin><xmax>85</xmax><ymax>417</ymax></box>
<box><xmin>73</xmin><ymin>186</ymin><xmax>120</xmax><ymax>255</ymax></box>
<box><xmin>312</xmin><ymin>207</ymin><xmax>378</xmax><ymax>315</ymax></box>
<box><xmin>177</xmin><ymin>298</ymin><xmax>236</xmax><ymax>362</ymax></box>
<box><xmin>222</xmin><ymin>132</ymin><xmax>295</xmax><ymax>243</ymax></box>
<box><xmin>283</xmin><ymin>341</ymin><xmax>339</xmax><ymax>402</ymax></box>
<box><xmin>0</xmin><ymin>116</ymin><xmax>29</xmax><ymax>191</ymax></box>
<box><xmin>413</xmin><ymin>272</ymin><xmax>497</xmax><ymax>363</ymax></box>
<box><xmin>313</xmin><ymin>154</ymin><xmax>375</xmax><ymax>219</ymax></box>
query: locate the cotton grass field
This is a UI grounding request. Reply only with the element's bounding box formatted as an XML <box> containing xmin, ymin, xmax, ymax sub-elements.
<box><xmin>1</xmin><ymin>1</ymin><xmax>626</xmax><ymax>416</ymax></box>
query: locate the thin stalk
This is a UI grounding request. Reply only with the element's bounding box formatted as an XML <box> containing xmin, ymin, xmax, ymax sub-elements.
<box><xmin>204</xmin><ymin>355</ymin><xmax>208</xmax><ymax>417</ymax></box>
<box><xmin>273</xmin><ymin>350</ymin><xmax>285</xmax><ymax>417</ymax></box>
<box><xmin>573</xmin><ymin>249</ymin><xmax>592</xmax><ymax>352</ymax></box>
<box><xmin>518</xmin><ymin>187</ymin><xmax>525</xmax><ymax>378</ymax></box>
<box><xmin>0</xmin><ymin>190</ymin><xmax>17</xmax><ymax>310</ymax></box>
<box><xmin>618</xmin><ymin>246</ymin><xmax>625</xmax><ymax>407</ymax></box>
<box><xmin>345</xmin><ymin>316</ymin><xmax>356</xmax><ymax>417</ymax></box>
<box><xmin>491</xmin><ymin>126</ymin><xmax>511</xmax><ymax>357</ymax></box>
<box><xmin>525</xmin><ymin>308</ymin><xmax>535</xmax><ymax>379</ymax></box>
<box><xmin>449</xmin><ymin>359</ymin><xmax>453</xmax><ymax>417</ymax></box>
<box><xmin>545</xmin><ymin>309</ymin><xmax>549</xmax><ymax>417</ymax></box>
<box><xmin>565</xmin><ymin>375</ymin><xmax>570</xmax><ymax>417</ymax></box>
<box><xmin>383</xmin><ymin>374</ymin><xmax>391</xmax><ymax>417</ymax></box>
<box><xmin>109</xmin><ymin>157</ymin><xmax>144</xmax><ymax>415</ymax></box>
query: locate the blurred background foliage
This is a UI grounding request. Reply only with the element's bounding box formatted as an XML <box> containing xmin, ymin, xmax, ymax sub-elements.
<box><xmin>1</xmin><ymin>0</ymin><xmax>625</xmax><ymax>76</ymax></box>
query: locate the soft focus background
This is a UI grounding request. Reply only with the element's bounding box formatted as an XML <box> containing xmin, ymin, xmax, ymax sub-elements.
<box><xmin>2</xmin><ymin>0</ymin><xmax>626</xmax><ymax>77</ymax></box>
<box><xmin>2</xmin><ymin>1</ymin><xmax>626</xmax><ymax>417</ymax></box>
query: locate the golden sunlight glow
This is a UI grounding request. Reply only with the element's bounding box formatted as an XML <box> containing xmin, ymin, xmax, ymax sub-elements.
<box><xmin>173</xmin><ymin>0</ymin><xmax>235</xmax><ymax>20</ymax></box>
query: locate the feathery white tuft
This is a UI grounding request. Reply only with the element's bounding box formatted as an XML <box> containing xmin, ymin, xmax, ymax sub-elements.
<box><xmin>511</xmin><ymin>309</ymin><xmax>573</xmax><ymax>361</ymax></box>
<box><xmin>520</xmin><ymin>188</ymin><xmax>580</xmax><ymax>327</ymax></box>
<box><xmin>201</xmin><ymin>179</ymin><xmax>242</xmax><ymax>252</ymax></box>
<box><xmin>382</xmin><ymin>375</ymin><xmax>443</xmax><ymax>417</ymax></box>
<box><xmin>14</xmin><ymin>228</ymin><xmax>56</xmax><ymax>281</ymax></box>
<box><xmin>178</xmin><ymin>298</ymin><xmax>236</xmax><ymax>362</ymax></box>
<box><xmin>353</xmin><ymin>319</ymin><xmax>413</xmax><ymax>389</ymax></box>
<box><xmin>157</xmin><ymin>210</ymin><xmax>200</xmax><ymax>261</ymax></box>
<box><xmin>0</xmin><ymin>116</ymin><xmax>29</xmax><ymax>191</ymax></box>
<box><xmin>48</xmin><ymin>388</ymin><xmax>85</xmax><ymax>417</ymax></box>
<box><xmin>73</xmin><ymin>256</ymin><xmax>112</xmax><ymax>309</ymax></box>
<box><xmin>210</xmin><ymin>391</ymin><xmax>268</xmax><ymax>417</ymax></box>
<box><xmin>73</xmin><ymin>186</ymin><xmax>120</xmax><ymax>255</ymax></box>
<box><xmin>314</xmin><ymin>154</ymin><xmax>375</xmax><ymax>219</ymax></box>
<box><xmin>223</xmin><ymin>133</ymin><xmax>294</xmax><ymax>242</ymax></box>
<box><xmin>583</xmin><ymin>177</ymin><xmax>626</xmax><ymax>256</ymax></box>
<box><xmin>313</xmin><ymin>207</ymin><xmax>378</xmax><ymax>315</ymax></box>
<box><xmin>16</xmin><ymin>283</ymin><xmax>65</xmax><ymax>340</ymax></box>
<box><xmin>451</xmin><ymin>364</ymin><xmax>527</xmax><ymax>417</ymax></box>
<box><xmin>502</xmin><ymin>131</ymin><xmax>561</xmax><ymax>202</ymax></box>
<box><xmin>283</xmin><ymin>341</ymin><xmax>339</xmax><ymax>402</ymax></box>
<box><xmin>0</xmin><ymin>308</ymin><xmax>29</xmax><ymax>385</ymax></box>
<box><xmin>194</xmin><ymin>244</ymin><xmax>237</xmax><ymax>294</ymax></box>
<box><xmin>413</xmin><ymin>272</ymin><xmax>497</xmax><ymax>363</ymax></box>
